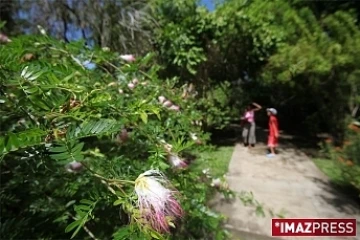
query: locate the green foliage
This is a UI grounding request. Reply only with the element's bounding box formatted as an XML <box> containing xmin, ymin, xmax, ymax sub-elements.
<box><xmin>318</xmin><ymin>121</ymin><xmax>360</xmax><ymax>197</ymax></box>
<box><xmin>258</xmin><ymin>6</ymin><xmax>360</xmax><ymax>139</ymax></box>
<box><xmin>151</xmin><ymin>0</ymin><xmax>360</xmax><ymax>139</ymax></box>
<box><xmin>192</xmin><ymin>146</ymin><xmax>233</xmax><ymax>177</ymax></box>
<box><xmin>0</xmin><ymin>34</ymin><xmax>229</xmax><ymax>239</ymax></box>
<box><xmin>2</xmin><ymin>0</ymin><xmax>360</xmax><ymax>237</ymax></box>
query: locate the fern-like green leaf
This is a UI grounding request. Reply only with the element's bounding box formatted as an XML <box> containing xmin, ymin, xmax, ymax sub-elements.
<box><xmin>65</xmin><ymin>199</ymin><xmax>97</xmax><ymax>239</ymax></box>
<box><xmin>0</xmin><ymin>128</ymin><xmax>47</xmax><ymax>156</ymax></box>
<box><xmin>71</xmin><ymin>119</ymin><xmax>123</xmax><ymax>139</ymax></box>
<box><xmin>50</xmin><ymin>140</ymin><xmax>84</xmax><ymax>163</ymax></box>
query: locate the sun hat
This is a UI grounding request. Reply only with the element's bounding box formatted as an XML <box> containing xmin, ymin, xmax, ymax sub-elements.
<box><xmin>267</xmin><ymin>108</ymin><xmax>277</xmax><ymax>115</ymax></box>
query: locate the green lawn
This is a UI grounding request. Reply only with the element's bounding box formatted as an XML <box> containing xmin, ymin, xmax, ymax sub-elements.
<box><xmin>193</xmin><ymin>146</ymin><xmax>234</xmax><ymax>177</ymax></box>
<box><xmin>313</xmin><ymin>158</ymin><xmax>360</xmax><ymax>199</ymax></box>
<box><xmin>313</xmin><ymin>158</ymin><xmax>345</xmax><ymax>185</ymax></box>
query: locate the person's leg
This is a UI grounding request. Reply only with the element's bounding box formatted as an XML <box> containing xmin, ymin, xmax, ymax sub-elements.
<box><xmin>267</xmin><ymin>135</ymin><xmax>276</xmax><ymax>157</ymax></box>
<box><xmin>249</xmin><ymin>122</ymin><xmax>256</xmax><ymax>147</ymax></box>
<box><xmin>242</xmin><ymin>124</ymin><xmax>249</xmax><ymax>146</ymax></box>
<box><xmin>270</xmin><ymin>147</ymin><xmax>275</xmax><ymax>154</ymax></box>
<box><xmin>273</xmin><ymin>137</ymin><xmax>278</xmax><ymax>154</ymax></box>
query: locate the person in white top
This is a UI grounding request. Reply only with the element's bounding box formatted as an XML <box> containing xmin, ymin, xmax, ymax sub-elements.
<box><xmin>241</xmin><ymin>102</ymin><xmax>262</xmax><ymax>149</ymax></box>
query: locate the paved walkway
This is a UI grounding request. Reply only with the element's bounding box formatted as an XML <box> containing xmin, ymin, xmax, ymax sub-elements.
<box><xmin>211</xmin><ymin>142</ymin><xmax>360</xmax><ymax>240</ymax></box>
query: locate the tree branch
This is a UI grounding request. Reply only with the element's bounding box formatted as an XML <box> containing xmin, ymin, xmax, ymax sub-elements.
<box><xmin>62</xmin><ymin>12</ymin><xmax>69</xmax><ymax>43</ymax></box>
<box><xmin>61</xmin><ymin>2</ymin><xmax>87</xmax><ymax>40</ymax></box>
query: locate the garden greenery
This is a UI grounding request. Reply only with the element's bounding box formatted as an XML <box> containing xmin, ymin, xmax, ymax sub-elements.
<box><xmin>2</xmin><ymin>0</ymin><xmax>360</xmax><ymax>238</ymax></box>
<box><xmin>0</xmin><ymin>32</ymin><xmax>230</xmax><ymax>240</ymax></box>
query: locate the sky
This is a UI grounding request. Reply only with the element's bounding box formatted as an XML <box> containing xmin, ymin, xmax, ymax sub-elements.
<box><xmin>200</xmin><ymin>0</ymin><xmax>216</xmax><ymax>11</ymax></box>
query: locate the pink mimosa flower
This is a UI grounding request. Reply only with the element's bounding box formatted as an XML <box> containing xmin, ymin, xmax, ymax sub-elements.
<box><xmin>65</xmin><ymin>161</ymin><xmax>83</xmax><ymax>173</ymax></box>
<box><xmin>128</xmin><ymin>83</ymin><xmax>135</xmax><ymax>89</ymax></box>
<box><xmin>120</xmin><ymin>54</ymin><xmax>135</xmax><ymax>62</ymax></box>
<box><xmin>135</xmin><ymin>170</ymin><xmax>183</xmax><ymax>233</ymax></box>
<box><xmin>132</xmin><ymin>78</ymin><xmax>139</xmax><ymax>85</ymax></box>
<box><xmin>168</xmin><ymin>154</ymin><xmax>187</xmax><ymax>169</ymax></box>
<box><xmin>0</xmin><ymin>33</ymin><xmax>11</xmax><ymax>43</ymax></box>
<box><xmin>169</xmin><ymin>105</ymin><xmax>180</xmax><ymax>111</ymax></box>
<box><xmin>162</xmin><ymin>100</ymin><xmax>172</xmax><ymax>108</ymax></box>
<box><xmin>158</xmin><ymin>96</ymin><xmax>166</xmax><ymax>104</ymax></box>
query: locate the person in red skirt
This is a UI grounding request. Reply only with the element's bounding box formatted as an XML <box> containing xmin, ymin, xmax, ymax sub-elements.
<box><xmin>266</xmin><ymin>108</ymin><xmax>279</xmax><ymax>158</ymax></box>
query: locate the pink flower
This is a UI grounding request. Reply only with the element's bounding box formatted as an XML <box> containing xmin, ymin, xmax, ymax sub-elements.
<box><xmin>65</xmin><ymin>161</ymin><xmax>83</xmax><ymax>173</ymax></box>
<box><xmin>128</xmin><ymin>83</ymin><xmax>135</xmax><ymax>89</ymax></box>
<box><xmin>135</xmin><ymin>170</ymin><xmax>183</xmax><ymax>233</ymax></box>
<box><xmin>162</xmin><ymin>100</ymin><xmax>172</xmax><ymax>107</ymax></box>
<box><xmin>168</xmin><ymin>154</ymin><xmax>187</xmax><ymax>169</ymax></box>
<box><xmin>158</xmin><ymin>96</ymin><xmax>166</xmax><ymax>104</ymax></box>
<box><xmin>0</xmin><ymin>33</ymin><xmax>11</xmax><ymax>43</ymax></box>
<box><xmin>120</xmin><ymin>54</ymin><xmax>135</xmax><ymax>62</ymax></box>
<box><xmin>169</xmin><ymin>105</ymin><xmax>180</xmax><ymax>111</ymax></box>
<box><xmin>132</xmin><ymin>78</ymin><xmax>139</xmax><ymax>85</ymax></box>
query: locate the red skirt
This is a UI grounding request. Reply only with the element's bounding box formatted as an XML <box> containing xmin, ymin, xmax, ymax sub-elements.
<box><xmin>268</xmin><ymin>135</ymin><xmax>278</xmax><ymax>147</ymax></box>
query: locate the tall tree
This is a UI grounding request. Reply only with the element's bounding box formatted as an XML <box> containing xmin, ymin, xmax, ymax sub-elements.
<box><xmin>0</xmin><ymin>0</ymin><xmax>14</xmax><ymax>33</ymax></box>
<box><xmin>8</xmin><ymin>0</ymin><xmax>156</xmax><ymax>54</ymax></box>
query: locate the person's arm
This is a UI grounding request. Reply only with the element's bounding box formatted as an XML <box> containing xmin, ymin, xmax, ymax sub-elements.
<box><xmin>240</xmin><ymin>111</ymin><xmax>245</xmax><ymax>120</ymax></box>
<box><xmin>252</xmin><ymin>102</ymin><xmax>262</xmax><ymax>111</ymax></box>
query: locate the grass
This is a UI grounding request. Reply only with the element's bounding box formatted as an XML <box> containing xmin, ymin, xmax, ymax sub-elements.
<box><xmin>313</xmin><ymin>158</ymin><xmax>345</xmax><ymax>185</ymax></box>
<box><xmin>313</xmin><ymin>158</ymin><xmax>360</xmax><ymax>200</ymax></box>
<box><xmin>193</xmin><ymin>146</ymin><xmax>234</xmax><ymax>177</ymax></box>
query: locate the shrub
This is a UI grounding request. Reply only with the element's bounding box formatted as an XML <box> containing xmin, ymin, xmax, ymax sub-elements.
<box><xmin>0</xmin><ymin>34</ymin><xmax>230</xmax><ymax>240</ymax></box>
<box><xmin>320</xmin><ymin>120</ymin><xmax>360</xmax><ymax>196</ymax></box>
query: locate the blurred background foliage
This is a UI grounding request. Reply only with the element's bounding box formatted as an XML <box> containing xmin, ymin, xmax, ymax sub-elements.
<box><xmin>1</xmin><ymin>0</ymin><xmax>360</xmax><ymax>239</ymax></box>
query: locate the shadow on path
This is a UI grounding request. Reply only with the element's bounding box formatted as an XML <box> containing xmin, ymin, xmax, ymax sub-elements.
<box><xmin>308</xmin><ymin>176</ymin><xmax>360</xmax><ymax>213</ymax></box>
<box><xmin>210</xmin><ymin>123</ymin><xmax>322</xmax><ymax>155</ymax></box>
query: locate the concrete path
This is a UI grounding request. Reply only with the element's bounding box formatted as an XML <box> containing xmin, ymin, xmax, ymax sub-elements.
<box><xmin>212</xmin><ymin>142</ymin><xmax>360</xmax><ymax>240</ymax></box>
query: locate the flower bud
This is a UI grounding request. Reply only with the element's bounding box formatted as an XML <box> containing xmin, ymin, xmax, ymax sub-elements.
<box><xmin>163</xmin><ymin>100</ymin><xmax>172</xmax><ymax>107</ymax></box>
<box><xmin>128</xmin><ymin>83</ymin><xmax>135</xmax><ymax>89</ymax></box>
<box><xmin>158</xmin><ymin>96</ymin><xmax>166</xmax><ymax>104</ymax></box>
<box><xmin>169</xmin><ymin>105</ymin><xmax>180</xmax><ymax>111</ymax></box>
<box><xmin>120</xmin><ymin>54</ymin><xmax>135</xmax><ymax>62</ymax></box>
<box><xmin>132</xmin><ymin>78</ymin><xmax>139</xmax><ymax>85</ymax></box>
<box><xmin>65</xmin><ymin>161</ymin><xmax>83</xmax><ymax>173</ymax></box>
